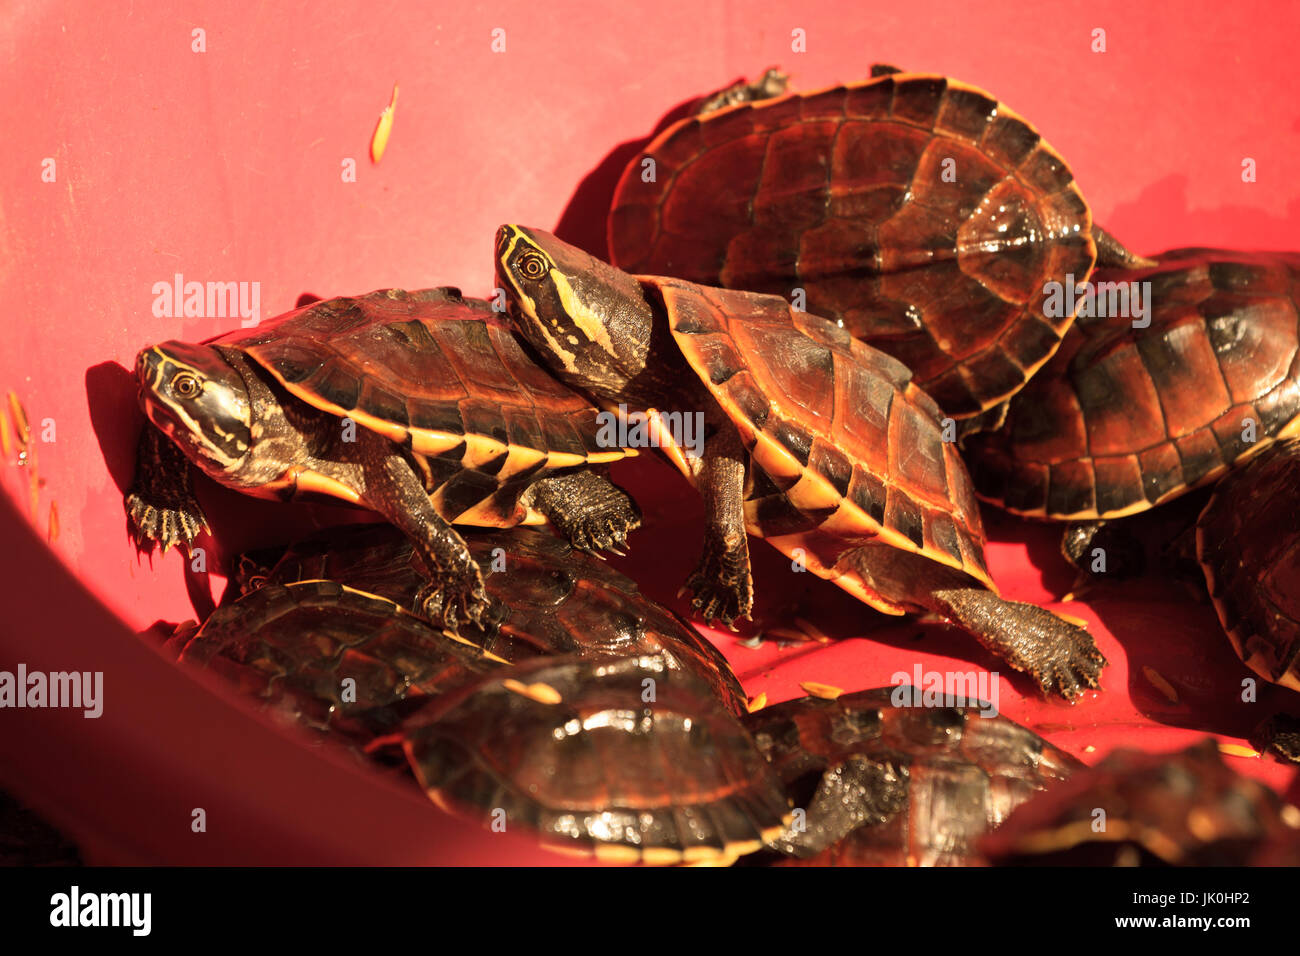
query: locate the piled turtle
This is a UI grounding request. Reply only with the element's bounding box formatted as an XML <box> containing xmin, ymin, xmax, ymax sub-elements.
<box><xmin>981</xmin><ymin>739</ymin><xmax>1300</xmax><ymax>866</ymax></box>
<box><xmin>495</xmin><ymin>224</ymin><xmax>1105</xmax><ymax>699</ymax></box>
<box><xmin>740</xmin><ymin>687</ymin><xmax>1081</xmax><ymax>866</ymax></box>
<box><xmin>127</xmin><ymin>287</ymin><xmax>641</xmax><ymax>632</ymax></box>
<box><xmin>607</xmin><ymin>66</ymin><xmax>1150</xmax><ymax>419</ymax></box>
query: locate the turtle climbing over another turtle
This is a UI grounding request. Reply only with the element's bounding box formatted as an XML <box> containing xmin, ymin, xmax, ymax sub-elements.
<box><xmin>980</xmin><ymin>739</ymin><xmax>1300</xmax><ymax>866</ymax></box>
<box><xmin>233</xmin><ymin>523</ymin><xmax>749</xmax><ymax>715</ymax></box>
<box><xmin>608</xmin><ymin>67</ymin><xmax>1150</xmax><ymax>418</ymax></box>
<box><xmin>742</xmin><ymin>687</ymin><xmax>1082</xmax><ymax>866</ymax></box>
<box><xmin>126</xmin><ymin>287</ymin><xmax>642</xmax><ymax>632</ymax></box>
<box><xmin>392</xmin><ymin>654</ymin><xmax>792</xmax><ymax>865</ymax></box>
<box><xmin>495</xmin><ymin>225</ymin><xmax>1106</xmax><ymax>700</ymax></box>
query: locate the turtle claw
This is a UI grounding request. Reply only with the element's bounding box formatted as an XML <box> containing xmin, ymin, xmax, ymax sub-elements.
<box><xmin>415</xmin><ymin>560</ymin><xmax>490</xmax><ymax>635</ymax></box>
<box><xmin>125</xmin><ymin>487</ymin><xmax>209</xmax><ymax>556</ymax></box>
<box><xmin>684</xmin><ymin>539</ymin><xmax>753</xmax><ymax>628</ymax></box>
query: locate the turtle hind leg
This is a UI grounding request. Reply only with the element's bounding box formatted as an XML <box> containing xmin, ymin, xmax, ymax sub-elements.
<box><xmin>928</xmin><ymin>588</ymin><xmax>1106</xmax><ymax>700</ymax></box>
<box><xmin>1093</xmin><ymin>225</ymin><xmax>1157</xmax><ymax>269</ymax></box>
<box><xmin>523</xmin><ymin>470</ymin><xmax>641</xmax><ymax>554</ymax></box>
<box><xmin>697</xmin><ymin>68</ymin><xmax>789</xmax><ymax>115</ymax></box>
<box><xmin>124</xmin><ymin>426</ymin><xmax>209</xmax><ymax>555</ymax></box>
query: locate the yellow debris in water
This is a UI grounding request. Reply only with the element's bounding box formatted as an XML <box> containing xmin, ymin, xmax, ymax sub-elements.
<box><xmin>1054</xmin><ymin>610</ymin><xmax>1089</xmax><ymax>629</ymax></box>
<box><xmin>800</xmin><ymin>681</ymin><xmax>843</xmax><ymax>700</ymax></box>
<box><xmin>1217</xmin><ymin>743</ymin><xmax>1259</xmax><ymax>759</ymax></box>
<box><xmin>1142</xmin><ymin>665</ymin><xmax>1179</xmax><ymax>704</ymax></box>
<box><xmin>502</xmin><ymin>678</ymin><xmax>562</xmax><ymax>704</ymax></box>
<box><xmin>0</xmin><ymin>404</ymin><xmax>10</xmax><ymax>458</ymax></box>
<box><xmin>746</xmin><ymin>691</ymin><xmax>767</xmax><ymax>713</ymax></box>
<box><xmin>1060</xmin><ymin>592</ymin><xmax>1076</xmax><ymax>603</ymax></box>
<box><xmin>47</xmin><ymin>501</ymin><xmax>58</xmax><ymax>543</ymax></box>
<box><xmin>370</xmin><ymin>83</ymin><xmax>399</xmax><ymax>163</ymax></box>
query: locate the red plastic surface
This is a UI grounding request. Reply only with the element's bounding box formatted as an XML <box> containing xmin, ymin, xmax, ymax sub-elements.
<box><xmin>1</xmin><ymin>1</ymin><xmax>1297</xmax><ymax>863</ymax></box>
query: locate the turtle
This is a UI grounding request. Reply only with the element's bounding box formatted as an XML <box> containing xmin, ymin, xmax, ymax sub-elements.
<box><xmin>740</xmin><ymin>687</ymin><xmax>1082</xmax><ymax>866</ymax></box>
<box><xmin>126</xmin><ymin>286</ymin><xmax>642</xmax><ymax>632</ymax></box>
<box><xmin>607</xmin><ymin>66</ymin><xmax>1151</xmax><ymax>419</ymax></box>
<box><xmin>1196</xmin><ymin>437</ymin><xmax>1300</xmax><ymax>694</ymax></box>
<box><xmin>177</xmin><ymin>578</ymin><xmax>504</xmax><ymax>746</ymax></box>
<box><xmin>980</xmin><ymin>739</ymin><xmax>1300</xmax><ymax>866</ymax></box>
<box><xmin>494</xmin><ymin>224</ymin><xmax>1106</xmax><ymax>700</ymax></box>
<box><xmin>391</xmin><ymin>653</ymin><xmax>792</xmax><ymax>864</ymax></box>
<box><xmin>961</xmin><ymin>249</ymin><xmax>1300</xmax><ymax>576</ymax></box>
<box><xmin>233</xmin><ymin>522</ymin><xmax>749</xmax><ymax>715</ymax></box>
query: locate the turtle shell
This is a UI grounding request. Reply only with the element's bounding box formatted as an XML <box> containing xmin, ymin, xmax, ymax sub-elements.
<box><xmin>238</xmin><ymin>523</ymin><xmax>749</xmax><ymax>715</ymax></box>
<box><xmin>964</xmin><ymin>249</ymin><xmax>1300</xmax><ymax>519</ymax></box>
<box><xmin>742</xmin><ymin>687</ymin><xmax>1081</xmax><ymax>866</ymax></box>
<box><xmin>609</xmin><ymin>72</ymin><xmax>1097</xmax><ymax>417</ymax></box>
<box><xmin>397</xmin><ymin>654</ymin><xmax>792</xmax><ymax>864</ymax></box>
<box><xmin>1196</xmin><ymin>438</ymin><xmax>1300</xmax><ymax>691</ymax></box>
<box><xmin>981</xmin><ymin>739</ymin><xmax>1300</xmax><ymax>866</ymax></box>
<box><xmin>178</xmin><ymin>579</ymin><xmax>503</xmax><ymax>744</ymax></box>
<box><xmin>215</xmin><ymin>287</ymin><xmax>628</xmax><ymax>525</ymax></box>
<box><xmin>648</xmin><ymin>277</ymin><xmax>993</xmax><ymax>613</ymax></box>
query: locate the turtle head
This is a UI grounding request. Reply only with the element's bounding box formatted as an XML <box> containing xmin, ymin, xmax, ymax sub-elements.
<box><xmin>495</xmin><ymin>224</ymin><xmax>655</xmax><ymax>402</ymax></box>
<box><xmin>135</xmin><ymin>342</ymin><xmax>253</xmax><ymax>476</ymax></box>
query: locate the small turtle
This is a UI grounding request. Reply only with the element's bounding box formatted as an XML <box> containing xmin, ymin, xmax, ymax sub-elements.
<box><xmin>963</xmin><ymin>249</ymin><xmax>1300</xmax><ymax>531</ymax></box>
<box><xmin>1196</xmin><ymin>437</ymin><xmax>1300</xmax><ymax>693</ymax></box>
<box><xmin>980</xmin><ymin>739</ymin><xmax>1300</xmax><ymax>866</ymax></box>
<box><xmin>495</xmin><ymin>225</ymin><xmax>1105</xmax><ymax>699</ymax></box>
<box><xmin>608</xmin><ymin>67</ymin><xmax>1150</xmax><ymax>418</ymax></box>
<box><xmin>393</xmin><ymin>654</ymin><xmax>791</xmax><ymax>864</ymax></box>
<box><xmin>742</xmin><ymin>687</ymin><xmax>1081</xmax><ymax>866</ymax></box>
<box><xmin>127</xmin><ymin>287</ymin><xmax>641</xmax><ymax>632</ymax></box>
<box><xmin>234</xmin><ymin>523</ymin><xmax>749</xmax><ymax>715</ymax></box>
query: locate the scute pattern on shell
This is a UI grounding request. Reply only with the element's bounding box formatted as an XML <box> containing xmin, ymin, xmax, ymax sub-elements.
<box><xmin>654</xmin><ymin>278</ymin><xmax>992</xmax><ymax>598</ymax></box>
<box><xmin>398</xmin><ymin>654</ymin><xmax>791</xmax><ymax>864</ymax></box>
<box><xmin>610</xmin><ymin>73</ymin><xmax>1096</xmax><ymax>416</ymax></box>
<box><xmin>965</xmin><ymin>249</ymin><xmax>1300</xmax><ymax>519</ymax></box>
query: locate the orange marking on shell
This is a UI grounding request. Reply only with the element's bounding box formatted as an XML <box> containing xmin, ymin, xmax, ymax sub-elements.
<box><xmin>370</xmin><ymin>83</ymin><xmax>399</xmax><ymax>163</ymax></box>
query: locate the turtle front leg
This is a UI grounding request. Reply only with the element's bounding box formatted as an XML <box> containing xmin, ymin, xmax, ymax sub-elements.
<box><xmin>125</xmin><ymin>426</ymin><xmax>209</xmax><ymax>555</ymax></box>
<box><xmin>362</xmin><ymin>452</ymin><xmax>488</xmax><ymax>633</ymax></box>
<box><xmin>683</xmin><ymin>429</ymin><xmax>753</xmax><ymax>627</ymax></box>
<box><xmin>523</xmin><ymin>469</ymin><xmax>642</xmax><ymax>554</ymax></box>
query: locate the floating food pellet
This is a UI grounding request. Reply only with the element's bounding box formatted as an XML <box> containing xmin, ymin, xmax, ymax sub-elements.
<box><xmin>502</xmin><ymin>678</ymin><xmax>562</xmax><ymax>704</ymax></box>
<box><xmin>370</xmin><ymin>83</ymin><xmax>399</xmax><ymax>163</ymax></box>
<box><xmin>1141</xmin><ymin>665</ymin><xmax>1179</xmax><ymax>704</ymax></box>
<box><xmin>1217</xmin><ymin>743</ymin><xmax>1259</xmax><ymax>759</ymax></box>
<box><xmin>1054</xmin><ymin>610</ymin><xmax>1089</xmax><ymax>629</ymax></box>
<box><xmin>800</xmin><ymin>681</ymin><xmax>843</xmax><ymax>700</ymax></box>
<box><xmin>7</xmin><ymin>391</ymin><xmax>30</xmax><ymax>448</ymax></box>
<box><xmin>0</xmin><ymin>404</ymin><xmax>10</xmax><ymax>458</ymax></box>
<box><xmin>1083</xmin><ymin>745</ymin><xmax>1096</xmax><ymax>753</ymax></box>
<box><xmin>746</xmin><ymin>691</ymin><xmax>767</xmax><ymax>713</ymax></box>
<box><xmin>47</xmin><ymin>501</ymin><xmax>58</xmax><ymax>543</ymax></box>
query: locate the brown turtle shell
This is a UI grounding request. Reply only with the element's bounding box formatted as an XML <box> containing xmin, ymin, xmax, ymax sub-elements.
<box><xmin>1196</xmin><ymin>438</ymin><xmax>1300</xmax><ymax>691</ymax></box>
<box><xmin>648</xmin><ymin>278</ymin><xmax>993</xmax><ymax>613</ymax></box>
<box><xmin>743</xmin><ymin>687</ymin><xmax>1081</xmax><ymax>866</ymax></box>
<box><xmin>981</xmin><ymin>739</ymin><xmax>1300</xmax><ymax>866</ymax></box>
<box><xmin>238</xmin><ymin>523</ymin><xmax>749</xmax><ymax>715</ymax></box>
<box><xmin>397</xmin><ymin>654</ymin><xmax>791</xmax><ymax>865</ymax></box>
<box><xmin>609</xmin><ymin>72</ymin><xmax>1097</xmax><ymax>418</ymax></box>
<box><xmin>214</xmin><ymin>287</ymin><xmax>628</xmax><ymax>525</ymax></box>
<box><xmin>178</xmin><ymin>579</ymin><xmax>503</xmax><ymax>744</ymax></box>
<box><xmin>964</xmin><ymin>249</ymin><xmax>1300</xmax><ymax>519</ymax></box>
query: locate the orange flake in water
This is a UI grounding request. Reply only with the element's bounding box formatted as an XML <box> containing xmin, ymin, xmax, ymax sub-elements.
<box><xmin>47</xmin><ymin>501</ymin><xmax>59</xmax><ymax>543</ymax></box>
<box><xmin>7</xmin><ymin>392</ymin><xmax>30</xmax><ymax>449</ymax></box>
<box><xmin>502</xmin><ymin>678</ymin><xmax>562</xmax><ymax>705</ymax></box>
<box><xmin>370</xmin><ymin>83</ymin><xmax>399</xmax><ymax>163</ymax></box>
<box><xmin>1142</xmin><ymin>665</ymin><xmax>1179</xmax><ymax>704</ymax></box>
<box><xmin>1217</xmin><ymin>743</ymin><xmax>1259</xmax><ymax>759</ymax></box>
<box><xmin>746</xmin><ymin>691</ymin><xmax>767</xmax><ymax>713</ymax></box>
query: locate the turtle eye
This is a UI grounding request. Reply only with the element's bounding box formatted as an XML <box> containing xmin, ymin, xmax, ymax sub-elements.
<box><xmin>517</xmin><ymin>252</ymin><xmax>548</xmax><ymax>281</ymax></box>
<box><xmin>172</xmin><ymin>373</ymin><xmax>201</xmax><ymax>399</ymax></box>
